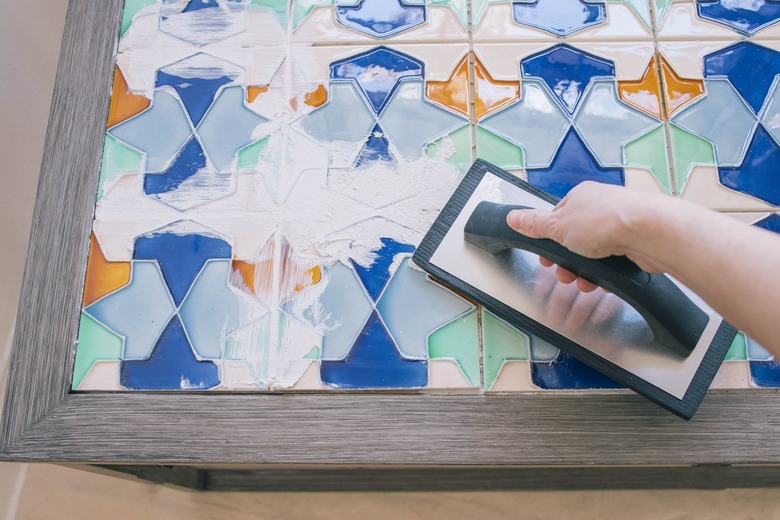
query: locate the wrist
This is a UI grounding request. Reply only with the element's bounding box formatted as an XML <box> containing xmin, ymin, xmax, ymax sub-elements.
<box><xmin>617</xmin><ymin>193</ymin><xmax>680</xmax><ymax>272</ymax></box>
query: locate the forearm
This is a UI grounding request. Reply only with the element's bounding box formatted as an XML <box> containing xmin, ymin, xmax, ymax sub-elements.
<box><xmin>624</xmin><ymin>198</ymin><xmax>780</xmax><ymax>355</ymax></box>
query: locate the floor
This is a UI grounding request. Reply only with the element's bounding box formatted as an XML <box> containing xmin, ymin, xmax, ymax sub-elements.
<box><xmin>2</xmin><ymin>2</ymin><xmax>780</xmax><ymax>518</ymax></box>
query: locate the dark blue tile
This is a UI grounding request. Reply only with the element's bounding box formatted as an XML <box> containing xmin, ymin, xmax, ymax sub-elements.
<box><xmin>755</xmin><ymin>213</ymin><xmax>780</xmax><ymax>233</ymax></box>
<box><xmin>704</xmin><ymin>42</ymin><xmax>780</xmax><ymax>114</ymax></box>
<box><xmin>354</xmin><ymin>124</ymin><xmax>395</xmax><ymax>167</ymax></box>
<box><xmin>121</xmin><ymin>315</ymin><xmax>220</xmax><ymax>390</ymax></box>
<box><xmin>182</xmin><ymin>0</ymin><xmax>214</xmax><ymax>13</ymax></box>
<box><xmin>350</xmin><ymin>238</ymin><xmax>415</xmax><ymax>302</ymax></box>
<box><xmin>157</xmin><ymin>70</ymin><xmax>233</xmax><ymax>126</ymax></box>
<box><xmin>331</xmin><ymin>47</ymin><xmax>423</xmax><ymax>115</ymax></box>
<box><xmin>531</xmin><ymin>351</ymin><xmax>623</xmax><ymax>390</ymax></box>
<box><xmin>336</xmin><ymin>0</ymin><xmax>426</xmax><ymax>39</ymax></box>
<box><xmin>749</xmin><ymin>360</ymin><xmax>780</xmax><ymax>387</ymax></box>
<box><xmin>527</xmin><ymin>127</ymin><xmax>623</xmax><ymax>199</ymax></box>
<box><xmin>134</xmin><ymin>231</ymin><xmax>232</xmax><ymax>306</ymax></box>
<box><xmin>144</xmin><ymin>136</ymin><xmax>206</xmax><ymax>196</ymax></box>
<box><xmin>719</xmin><ymin>124</ymin><xmax>780</xmax><ymax>205</ymax></box>
<box><xmin>513</xmin><ymin>0</ymin><xmax>606</xmax><ymax>37</ymax></box>
<box><xmin>697</xmin><ymin>0</ymin><xmax>780</xmax><ymax>36</ymax></box>
<box><xmin>521</xmin><ymin>44</ymin><xmax>615</xmax><ymax>115</ymax></box>
<box><xmin>320</xmin><ymin>312</ymin><xmax>428</xmax><ymax>389</ymax></box>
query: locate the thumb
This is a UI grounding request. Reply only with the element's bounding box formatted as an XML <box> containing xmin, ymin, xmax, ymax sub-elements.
<box><xmin>506</xmin><ymin>209</ymin><xmax>553</xmax><ymax>239</ymax></box>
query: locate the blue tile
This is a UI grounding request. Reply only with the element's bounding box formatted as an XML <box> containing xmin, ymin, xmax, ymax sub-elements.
<box><xmin>134</xmin><ymin>231</ymin><xmax>232</xmax><ymax>306</ymax></box>
<box><xmin>719</xmin><ymin>124</ymin><xmax>780</xmax><ymax>206</ymax></box>
<box><xmin>531</xmin><ymin>351</ymin><xmax>623</xmax><ymax>390</ymax></box>
<box><xmin>350</xmin><ymin>238</ymin><xmax>415</xmax><ymax>301</ymax></box>
<box><xmin>320</xmin><ymin>312</ymin><xmax>428</xmax><ymax>389</ymax></box>
<box><xmin>197</xmin><ymin>86</ymin><xmax>268</xmax><ymax>171</ymax></box>
<box><xmin>527</xmin><ymin>127</ymin><xmax>623</xmax><ymax>199</ymax></box>
<box><xmin>143</xmin><ymin>137</ymin><xmax>207</xmax><ymax>196</ymax></box>
<box><xmin>355</xmin><ymin>124</ymin><xmax>395</xmax><ymax>167</ymax></box>
<box><xmin>521</xmin><ymin>45</ymin><xmax>615</xmax><ymax>116</ymax></box>
<box><xmin>749</xmin><ymin>360</ymin><xmax>780</xmax><ymax>387</ymax></box>
<box><xmin>755</xmin><ymin>213</ymin><xmax>780</xmax><ymax>233</ymax></box>
<box><xmin>331</xmin><ymin>47</ymin><xmax>423</xmax><ymax>115</ymax></box>
<box><xmin>697</xmin><ymin>0</ymin><xmax>780</xmax><ymax>36</ymax></box>
<box><xmin>157</xmin><ymin>69</ymin><xmax>234</xmax><ymax>126</ymax></box>
<box><xmin>121</xmin><ymin>315</ymin><xmax>220</xmax><ymax>390</ymax></box>
<box><xmin>336</xmin><ymin>0</ymin><xmax>426</xmax><ymax>39</ymax></box>
<box><xmin>704</xmin><ymin>42</ymin><xmax>780</xmax><ymax>114</ymax></box>
<box><xmin>513</xmin><ymin>0</ymin><xmax>606</xmax><ymax>37</ymax></box>
<box><xmin>182</xmin><ymin>0</ymin><xmax>219</xmax><ymax>12</ymax></box>
<box><xmin>108</xmin><ymin>90</ymin><xmax>192</xmax><ymax>173</ymax></box>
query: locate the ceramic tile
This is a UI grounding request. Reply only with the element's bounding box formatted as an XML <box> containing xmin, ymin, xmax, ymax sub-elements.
<box><xmin>656</xmin><ymin>0</ymin><xmax>780</xmax><ymax>40</ymax></box>
<box><xmin>472</xmin><ymin>1</ymin><xmax>653</xmax><ymax>43</ymax></box>
<box><xmin>77</xmin><ymin>0</ymin><xmax>776</xmax><ymax>394</ymax></box>
<box><xmin>291</xmin><ymin>1</ymin><xmax>468</xmax><ymax>45</ymax></box>
<box><xmin>660</xmin><ymin>38</ymin><xmax>780</xmax><ymax>208</ymax></box>
<box><xmin>476</xmin><ymin>42</ymin><xmax>669</xmax><ymax>196</ymax></box>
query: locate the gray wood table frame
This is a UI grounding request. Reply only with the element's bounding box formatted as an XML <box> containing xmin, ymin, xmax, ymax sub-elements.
<box><xmin>3</xmin><ymin>0</ymin><xmax>780</xmax><ymax>491</ymax></box>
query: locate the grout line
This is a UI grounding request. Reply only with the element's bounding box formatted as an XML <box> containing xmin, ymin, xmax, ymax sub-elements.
<box><xmin>466</xmin><ymin>0</ymin><xmax>477</xmax><ymax>163</ymax></box>
<box><xmin>646</xmin><ymin>0</ymin><xmax>678</xmax><ymax>197</ymax></box>
<box><xmin>4</xmin><ymin>464</ymin><xmax>28</xmax><ymax>520</ymax></box>
<box><xmin>467</xmin><ymin>0</ymin><xmax>484</xmax><ymax>393</ymax></box>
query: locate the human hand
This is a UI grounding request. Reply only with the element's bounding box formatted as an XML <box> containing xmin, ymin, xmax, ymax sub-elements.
<box><xmin>506</xmin><ymin>181</ymin><xmax>664</xmax><ymax>292</ymax></box>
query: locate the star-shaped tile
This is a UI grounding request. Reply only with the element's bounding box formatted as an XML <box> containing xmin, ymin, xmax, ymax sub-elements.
<box><xmin>481</xmin><ymin>79</ymin><xmax>569</xmax><ymax>168</ymax></box>
<box><xmin>300</xmin><ymin>82</ymin><xmax>376</xmax><ymax>143</ymax></box>
<box><xmin>293</xmin><ymin>261</ymin><xmax>374</xmax><ymax>361</ymax></box>
<box><xmin>575</xmin><ymin>82</ymin><xmax>659</xmax><ymax>167</ymax></box>
<box><xmin>379</xmin><ymin>80</ymin><xmax>466</xmax><ymax>161</ymax></box>
<box><xmin>86</xmin><ymin>261</ymin><xmax>176</xmax><ymax>360</ymax></box>
<box><xmin>376</xmin><ymin>258</ymin><xmax>472</xmax><ymax>360</ymax></box>
<box><xmin>179</xmin><ymin>259</ymin><xmax>268</xmax><ymax>359</ymax></box>
<box><xmin>109</xmin><ymin>90</ymin><xmax>193</xmax><ymax>173</ymax></box>
<box><xmin>197</xmin><ymin>86</ymin><xmax>269</xmax><ymax>171</ymax></box>
<box><xmin>673</xmin><ymin>79</ymin><xmax>756</xmax><ymax>167</ymax></box>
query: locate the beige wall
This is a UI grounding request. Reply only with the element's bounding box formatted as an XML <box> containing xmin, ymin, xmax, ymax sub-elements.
<box><xmin>1</xmin><ymin>2</ymin><xmax>780</xmax><ymax>518</ymax></box>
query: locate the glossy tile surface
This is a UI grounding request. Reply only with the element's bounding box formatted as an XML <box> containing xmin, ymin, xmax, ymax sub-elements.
<box><xmin>76</xmin><ymin>0</ymin><xmax>774</xmax><ymax>392</ymax></box>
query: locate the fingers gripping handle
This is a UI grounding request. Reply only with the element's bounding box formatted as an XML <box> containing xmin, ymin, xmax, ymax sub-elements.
<box><xmin>463</xmin><ymin>201</ymin><xmax>709</xmax><ymax>358</ymax></box>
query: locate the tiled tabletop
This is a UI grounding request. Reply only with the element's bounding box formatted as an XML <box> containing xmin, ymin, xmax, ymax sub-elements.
<box><xmin>75</xmin><ymin>0</ymin><xmax>780</xmax><ymax>393</ymax></box>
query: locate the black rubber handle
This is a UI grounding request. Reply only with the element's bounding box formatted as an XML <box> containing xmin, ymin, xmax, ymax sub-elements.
<box><xmin>464</xmin><ymin>201</ymin><xmax>709</xmax><ymax>357</ymax></box>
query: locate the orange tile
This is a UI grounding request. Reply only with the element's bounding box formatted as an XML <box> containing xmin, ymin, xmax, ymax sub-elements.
<box><xmin>82</xmin><ymin>234</ymin><xmax>131</xmax><ymax>307</ymax></box>
<box><xmin>230</xmin><ymin>235</ymin><xmax>321</xmax><ymax>304</ymax></box>
<box><xmin>247</xmin><ymin>86</ymin><xmax>268</xmax><ymax>103</ymax></box>
<box><xmin>295</xmin><ymin>266</ymin><xmax>322</xmax><ymax>293</ymax></box>
<box><xmin>426</xmin><ymin>55</ymin><xmax>471</xmax><ymax>118</ymax></box>
<box><xmin>660</xmin><ymin>56</ymin><xmax>705</xmax><ymax>116</ymax></box>
<box><xmin>618</xmin><ymin>56</ymin><xmax>662</xmax><ymax>120</ymax></box>
<box><xmin>472</xmin><ymin>56</ymin><xmax>519</xmax><ymax>120</ymax></box>
<box><xmin>304</xmin><ymin>84</ymin><xmax>328</xmax><ymax>108</ymax></box>
<box><xmin>231</xmin><ymin>260</ymin><xmax>257</xmax><ymax>295</ymax></box>
<box><xmin>107</xmin><ymin>66</ymin><xmax>151</xmax><ymax>128</ymax></box>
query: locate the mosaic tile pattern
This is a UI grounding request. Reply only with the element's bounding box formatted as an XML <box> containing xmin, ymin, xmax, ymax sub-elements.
<box><xmin>75</xmin><ymin>0</ymin><xmax>780</xmax><ymax>392</ymax></box>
